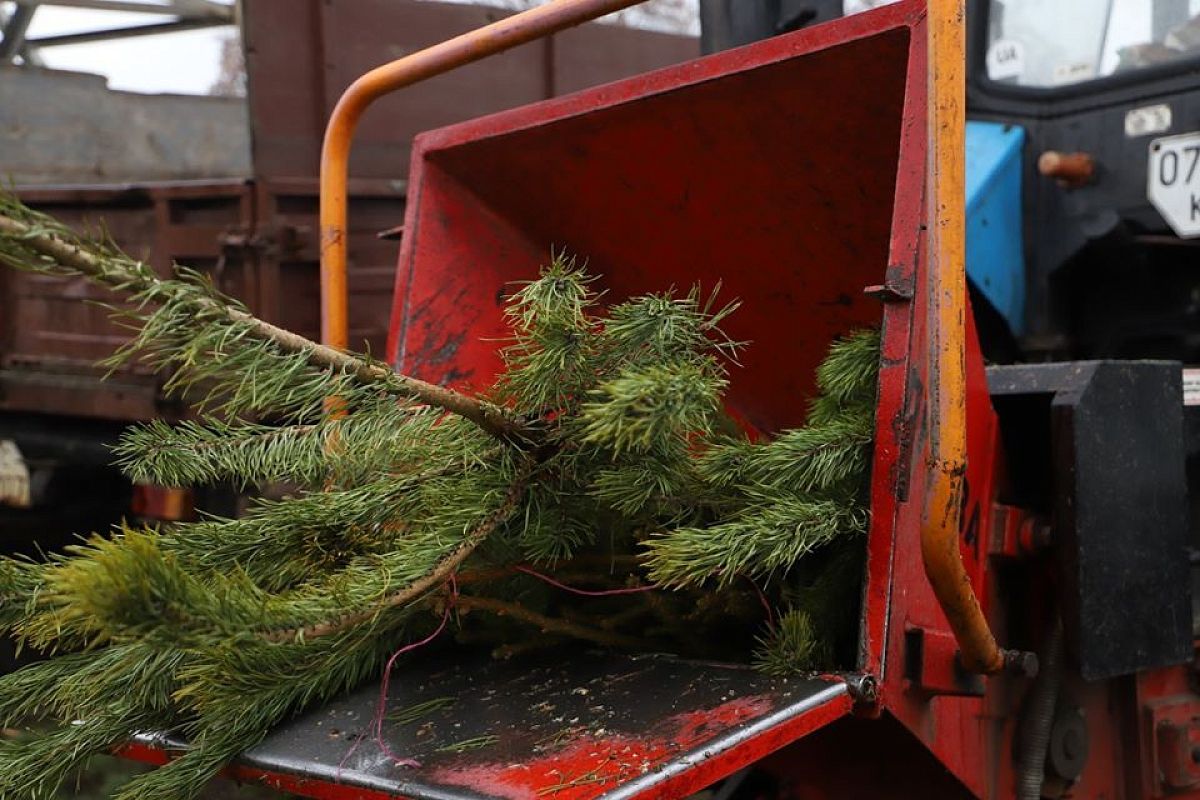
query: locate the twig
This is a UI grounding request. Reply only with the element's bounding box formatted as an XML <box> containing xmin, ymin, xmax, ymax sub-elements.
<box><xmin>455</xmin><ymin>595</ymin><xmax>650</xmax><ymax>650</ymax></box>
<box><xmin>387</xmin><ymin>696</ymin><xmax>456</xmax><ymax>726</ymax></box>
<box><xmin>0</xmin><ymin>212</ymin><xmax>529</xmax><ymax>443</ymax></box>
<box><xmin>452</xmin><ymin>566</ymin><xmax>519</xmax><ymax>587</ymax></box>
<box><xmin>435</xmin><ymin>735</ymin><xmax>499</xmax><ymax>754</ymax></box>
<box><xmin>261</xmin><ymin>460</ymin><xmax>534</xmax><ymax>642</ymax></box>
<box><xmin>491</xmin><ymin>636</ymin><xmax>569</xmax><ymax>660</ymax></box>
<box><xmin>514</xmin><ymin>565</ymin><xmax>656</xmax><ymax>597</ymax></box>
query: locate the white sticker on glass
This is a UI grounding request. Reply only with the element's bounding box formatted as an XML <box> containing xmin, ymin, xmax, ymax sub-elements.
<box><xmin>986</xmin><ymin>39</ymin><xmax>1026</xmax><ymax>81</ymax></box>
<box><xmin>1053</xmin><ymin>62</ymin><xmax>1095</xmax><ymax>84</ymax></box>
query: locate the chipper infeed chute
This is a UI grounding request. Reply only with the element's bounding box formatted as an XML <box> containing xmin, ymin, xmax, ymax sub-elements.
<box><xmin>127</xmin><ymin>3</ymin><xmax>989</xmax><ymax>798</ymax></box>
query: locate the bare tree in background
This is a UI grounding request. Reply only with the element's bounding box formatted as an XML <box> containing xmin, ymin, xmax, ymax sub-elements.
<box><xmin>207</xmin><ymin>0</ymin><xmax>696</xmax><ymax>100</ymax></box>
<box><xmin>434</xmin><ymin>0</ymin><xmax>699</xmax><ymax>35</ymax></box>
<box><xmin>209</xmin><ymin>31</ymin><xmax>246</xmax><ymax>98</ymax></box>
<box><xmin>607</xmin><ymin>0</ymin><xmax>699</xmax><ymax>35</ymax></box>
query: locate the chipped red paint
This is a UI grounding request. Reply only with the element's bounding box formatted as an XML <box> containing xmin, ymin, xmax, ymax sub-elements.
<box><xmin>117</xmin><ymin>1</ymin><xmax>1200</xmax><ymax>797</ymax></box>
<box><xmin>121</xmin><ymin>688</ymin><xmax>852</xmax><ymax>800</ymax></box>
<box><xmin>118</xmin><ymin>743</ymin><xmax>400</xmax><ymax>800</ymax></box>
<box><xmin>429</xmin><ymin>696</ymin><xmax>775</xmax><ymax>800</ymax></box>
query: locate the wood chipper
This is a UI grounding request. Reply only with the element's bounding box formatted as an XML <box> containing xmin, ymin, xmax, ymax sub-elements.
<box><xmin>35</xmin><ymin>0</ymin><xmax>1200</xmax><ymax>797</ymax></box>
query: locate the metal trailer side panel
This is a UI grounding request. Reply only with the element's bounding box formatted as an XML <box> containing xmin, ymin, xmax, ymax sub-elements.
<box><xmin>2</xmin><ymin>1</ymin><xmax>699</xmax><ymax>426</ymax></box>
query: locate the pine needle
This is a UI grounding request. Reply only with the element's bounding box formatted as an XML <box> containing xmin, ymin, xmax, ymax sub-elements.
<box><xmin>0</xmin><ymin>197</ymin><xmax>882</xmax><ymax>798</ymax></box>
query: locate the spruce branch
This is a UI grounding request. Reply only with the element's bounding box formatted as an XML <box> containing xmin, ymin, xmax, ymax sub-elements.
<box><xmin>498</xmin><ymin>257</ymin><xmax>600</xmax><ymax>413</ymax></box>
<box><xmin>579</xmin><ymin>359</ymin><xmax>726</xmax><ymax>454</ymax></box>
<box><xmin>455</xmin><ymin>595</ymin><xmax>650</xmax><ymax>650</ymax></box>
<box><xmin>600</xmin><ymin>287</ymin><xmax>742</xmax><ymax>366</ymax></box>
<box><xmin>0</xmin><ymin>712</ymin><xmax>165</xmax><ymax>800</ymax></box>
<box><xmin>0</xmin><ymin>644</ymin><xmax>181</xmax><ymax>728</ymax></box>
<box><xmin>642</xmin><ymin>498</ymin><xmax>868</xmax><ymax>588</ymax></box>
<box><xmin>752</xmin><ymin>609</ymin><xmax>831</xmax><ymax>676</ymax></box>
<box><xmin>0</xmin><ymin>558</ymin><xmax>45</xmax><ymax>635</ymax></box>
<box><xmin>261</xmin><ymin>456</ymin><xmax>535</xmax><ymax>642</ymax></box>
<box><xmin>0</xmin><ymin>200</ymin><xmax>886</xmax><ymax>795</ymax></box>
<box><xmin>0</xmin><ymin>201</ymin><xmax>525</xmax><ymax>441</ymax></box>
<box><xmin>700</xmin><ymin>413</ymin><xmax>874</xmax><ymax>496</ymax></box>
<box><xmin>114</xmin><ymin>401</ymin><xmax>457</xmax><ymax>489</ymax></box>
<box><xmin>809</xmin><ymin>329</ymin><xmax>881</xmax><ymax>423</ymax></box>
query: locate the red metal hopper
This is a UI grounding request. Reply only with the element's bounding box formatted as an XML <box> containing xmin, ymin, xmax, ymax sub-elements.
<box><xmin>132</xmin><ymin>3</ymin><xmax>1007</xmax><ymax>797</ymax></box>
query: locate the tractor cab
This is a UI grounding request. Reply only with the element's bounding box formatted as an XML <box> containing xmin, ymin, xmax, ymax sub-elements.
<box><xmin>968</xmin><ymin>0</ymin><xmax>1200</xmax><ymax>364</ymax></box>
<box><xmin>704</xmin><ymin>0</ymin><xmax>1200</xmax><ymax>364</ymax></box>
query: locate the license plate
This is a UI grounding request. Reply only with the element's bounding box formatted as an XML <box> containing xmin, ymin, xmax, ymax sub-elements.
<box><xmin>1148</xmin><ymin>132</ymin><xmax>1200</xmax><ymax>238</ymax></box>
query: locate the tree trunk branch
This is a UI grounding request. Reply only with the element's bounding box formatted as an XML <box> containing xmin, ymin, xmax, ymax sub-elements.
<box><xmin>0</xmin><ymin>213</ymin><xmax>530</xmax><ymax>443</ymax></box>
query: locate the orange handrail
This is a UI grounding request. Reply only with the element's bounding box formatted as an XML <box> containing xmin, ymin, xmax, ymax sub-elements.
<box><xmin>922</xmin><ymin>0</ymin><xmax>1005</xmax><ymax>674</ymax></box>
<box><xmin>319</xmin><ymin>0</ymin><xmax>650</xmax><ymax>349</ymax></box>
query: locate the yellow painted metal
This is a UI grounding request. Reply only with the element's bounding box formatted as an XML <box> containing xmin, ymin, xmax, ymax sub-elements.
<box><xmin>921</xmin><ymin>0</ymin><xmax>1004</xmax><ymax>674</ymax></box>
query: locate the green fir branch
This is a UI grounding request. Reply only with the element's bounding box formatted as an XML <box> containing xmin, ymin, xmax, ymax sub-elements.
<box><xmin>752</xmin><ymin>609</ymin><xmax>831</xmax><ymax>676</ymax></box>
<box><xmin>700</xmin><ymin>413</ymin><xmax>873</xmax><ymax>496</ymax></box>
<box><xmin>579</xmin><ymin>359</ymin><xmax>726</xmax><ymax>454</ymax></box>
<box><xmin>498</xmin><ymin>255</ymin><xmax>600</xmax><ymax>413</ymax></box>
<box><xmin>0</xmin><ymin>200</ymin><xmax>886</xmax><ymax>798</ymax></box>
<box><xmin>114</xmin><ymin>401</ymin><xmax>450</xmax><ymax>489</ymax></box>
<box><xmin>642</xmin><ymin>497</ymin><xmax>868</xmax><ymax>588</ymax></box>
<box><xmin>808</xmin><ymin>329</ymin><xmax>881</xmax><ymax>424</ymax></box>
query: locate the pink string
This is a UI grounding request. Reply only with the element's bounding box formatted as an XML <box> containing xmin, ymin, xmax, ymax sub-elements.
<box><xmin>338</xmin><ymin>577</ymin><xmax>458</xmax><ymax>776</ymax></box>
<box><xmin>743</xmin><ymin>575</ymin><xmax>775</xmax><ymax>629</ymax></box>
<box><xmin>514</xmin><ymin>565</ymin><xmax>658</xmax><ymax>597</ymax></box>
<box><xmin>337</xmin><ymin>567</ymin><xmax>658</xmax><ymax>776</ymax></box>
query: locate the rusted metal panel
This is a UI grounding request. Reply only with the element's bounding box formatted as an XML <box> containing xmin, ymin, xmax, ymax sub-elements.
<box><xmin>3</xmin><ymin>1</ymin><xmax>695</xmax><ymax>425</ymax></box>
<box><xmin>551</xmin><ymin>22</ymin><xmax>699</xmax><ymax>96</ymax></box>
<box><xmin>0</xmin><ymin>67</ymin><xmax>250</xmax><ymax>185</ymax></box>
<box><xmin>0</xmin><ymin>369</ymin><xmax>165</xmax><ymax>422</ymax></box>
<box><xmin>241</xmin><ymin>0</ymin><xmax>698</xmax><ymax>182</ymax></box>
<box><xmin>5</xmin><ymin>179</ymin><xmax>405</xmax><ymax>421</ymax></box>
<box><xmin>3</xmin><ymin>182</ymin><xmax>250</xmax><ymax>420</ymax></box>
<box><xmin>256</xmin><ymin>179</ymin><xmax>408</xmax><ymax>349</ymax></box>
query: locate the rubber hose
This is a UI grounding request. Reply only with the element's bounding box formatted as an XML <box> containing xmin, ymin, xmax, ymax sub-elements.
<box><xmin>1015</xmin><ymin>619</ymin><xmax>1064</xmax><ymax>800</ymax></box>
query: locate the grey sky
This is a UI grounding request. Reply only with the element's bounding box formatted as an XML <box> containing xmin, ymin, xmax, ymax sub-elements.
<box><xmin>4</xmin><ymin>1</ymin><xmax>1188</xmax><ymax>96</ymax></box>
<box><xmin>6</xmin><ymin>1</ymin><xmax>233</xmax><ymax>94</ymax></box>
<box><xmin>6</xmin><ymin>0</ymin><xmax>698</xmax><ymax>95</ymax></box>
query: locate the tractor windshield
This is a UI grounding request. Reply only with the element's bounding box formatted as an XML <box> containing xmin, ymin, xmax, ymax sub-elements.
<box><xmin>985</xmin><ymin>0</ymin><xmax>1200</xmax><ymax>87</ymax></box>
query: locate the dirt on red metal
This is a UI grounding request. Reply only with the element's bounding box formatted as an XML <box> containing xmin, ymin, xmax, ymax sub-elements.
<box><xmin>64</xmin><ymin>2</ymin><xmax>1200</xmax><ymax>796</ymax></box>
<box><xmin>428</xmin><ymin>695</ymin><xmax>776</xmax><ymax>800</ymax></box>
<box><xmin>123</xmin><ymin>651</ymin><xmax>851</xmax><ymax>800</ymax></box>
<box><xmin>382</xmin><ymin>1</ymin><xmax>1015</xmax><ymax>795</ymax></box>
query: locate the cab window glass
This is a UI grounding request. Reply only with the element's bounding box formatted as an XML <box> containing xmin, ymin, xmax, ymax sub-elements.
<box><xmin>986</xmin><ymin>0</ymin><xmax>1200</xmax><ymax>88</ymax></box>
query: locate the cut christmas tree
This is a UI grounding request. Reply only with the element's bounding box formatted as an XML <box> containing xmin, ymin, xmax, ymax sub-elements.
<box><xmin>0</xmin><ymin>196</ymin><xmax>878</xmax><ymax>800</ymax></box>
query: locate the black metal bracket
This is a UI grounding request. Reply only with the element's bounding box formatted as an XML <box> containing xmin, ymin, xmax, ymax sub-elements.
<box><xmin>988</xmin><ymin>361</ymin><xmax>1192</xmax><ymax>680</ymax></box>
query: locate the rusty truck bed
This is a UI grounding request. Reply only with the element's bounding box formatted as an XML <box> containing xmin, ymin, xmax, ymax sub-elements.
<box><xmin>0</xmin><ymin>0</ymin><xmax>696</xmax><ymax>425</ymax></box>
<box><xmin>3</xmin><ymin>178</ymin><xmax>403</xmax><ymax>422</ymax></box>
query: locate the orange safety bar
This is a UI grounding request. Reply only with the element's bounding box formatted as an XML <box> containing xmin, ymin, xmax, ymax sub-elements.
<box><xmin>922</xmin><ymin>0</ymin><xmax>1006</xmax><ymax>675</ymax></box>
<box><xmin>318</xmin><ymin>0</ymin><xmax>651</xmax><ymax>350</ymax></box>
